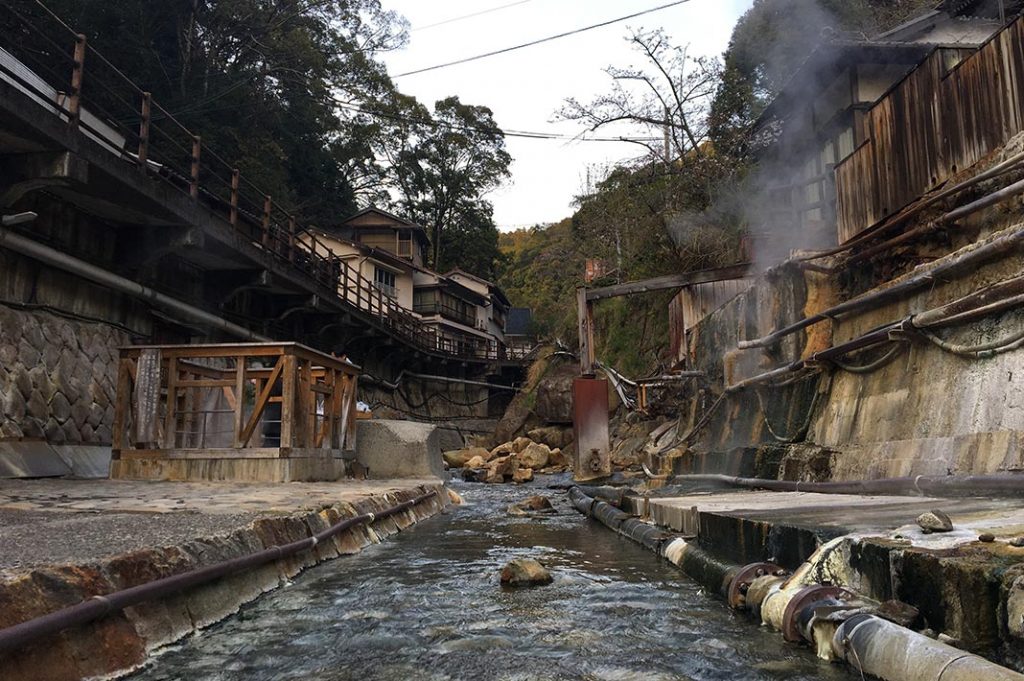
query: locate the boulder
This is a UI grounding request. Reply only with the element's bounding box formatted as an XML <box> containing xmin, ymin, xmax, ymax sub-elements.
<box><xmin>548</xmin><ymin>448</ymin><xmax>568</xmax><ymax>468</ymax></box>
<box><xmin>534</xmin><ymin>362</ymin><xmax>577</xmax><ymax>424</ymax></box>
<box><xmin>917</xmin><ymin>510</ymin><xmax>954</xmax><ymax>533</ymax></box>
<box><xmin>512</xmin><ymin>467</ymin><xmax>534</xmax><ymax>483</ymax></box>
<box><xmin>443</xmin><ymin>447</ymin><xmax>491</xmax><ymax>468</ymax></box>
<box><xmin>527</xmin><ymin>426</ymin><xmax>574</xmax><ymax>450</ymax></box>
<box><xmin>610</xmin><ymin>436</ymin><xmax>645</xmax><ymax>469</ymax></box>
<box><xmin>520</xmin><ymin>495</ymin><xmax>554</xmax><ymax>511</ymax></box>
<box><xmin>484</xmin><ymin>466</ymin><xmax>505</xmax><ymax>484</ymax></box>
<box><xmin>490</xmin><ymin>442</ymin><xmax>515</xmax><ymax>458</ymax></box>
<box><xmin>493</xmin><ymin>390</ymin><xmax>541</xmax><ymax>445</ymax></box>
<box><xmin>507</xmin><ymin>494</ymin><xmax>554</xmax><ymax>515</ymax></box>
<box><xmin>519</xmin><ymin>443</ymin><xmax>551</xmax><ymax>470</ymax></box>
<box><xmin>500</xmin><ymin>558</ymin><xmax>552</xmax><ymax>587</ymax></box>
<box><xmin>511</xmin><ymin>436</ymin><xmax>533</xmax><ymax>453</ymax></box>
<box><xmin>466</xmin><ymin>455</ymin><xmax>487</xmax><ymax>469</ymax></box>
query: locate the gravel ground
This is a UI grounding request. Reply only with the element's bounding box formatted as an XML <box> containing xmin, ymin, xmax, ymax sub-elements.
<box><xmin>0</xmin><ymin>509</ymin><xmax>270</xmax><ymax>571</ymax></box>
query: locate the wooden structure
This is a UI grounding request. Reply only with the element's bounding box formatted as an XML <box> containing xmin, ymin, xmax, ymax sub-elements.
<box><xmin>111</xmin><ymin>342</ymin><xmax>359</xmax><ymax>482</ymax></box>
<box><xmin>836</xmin><ymin>21</ymin><xmax>1024</xmax><ymax>243</ymax></box>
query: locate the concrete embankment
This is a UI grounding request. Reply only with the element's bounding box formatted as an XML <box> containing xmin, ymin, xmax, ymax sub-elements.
<box><xmin>0</xmin><ymin>478</ymin><xmax>447</xmax><ymax>681</ymax></box>
<box><xmin>569</xmin><ymin>485</ymin><xmax>1024</xmax><ymax>679</ymax></box>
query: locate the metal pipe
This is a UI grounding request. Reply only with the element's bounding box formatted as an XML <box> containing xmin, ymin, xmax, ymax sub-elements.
<box><xmin>833</xmin><ymin>614</ymin><xmax>1024</xmax><ymax>681</ymax></box>
<box><xmin>738</xmin><ymin>225</ymin><xmax>1024</xmax><ymax>349</ymax></box>
<box><xmin>849</xmin><ymin>176</ymin><xmax>1024</xmax><ymax>265</ymax></box>
<box><xmin>361</xmin><ymin>370</ymin><xmax>519</xmax><ymax>392</ymax></box>
<box><xmin>0</xmin><ymin>489</ymin><xmax>438</xmax><ymax>655</ymax></box>
<box><xmin>795</xmin><ymin>149</ymin><xmax>1024</xmax><ymax>264</ymax></box>
<box><xmin>0</xmin><ymin>227</ymin><xmax>270</xmax><ymax>342</ymax></box>
<box><xmin>660</xmin><ymin>473</ymin><xmax>1024</xmax><ymax>497</ymax></box>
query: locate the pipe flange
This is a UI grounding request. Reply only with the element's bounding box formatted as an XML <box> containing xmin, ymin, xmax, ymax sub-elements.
<box><xmin>727</xmin><ymin>562</ymin><xmax>784</xmax><ymax>609</ymax></box>
<box><xmin>781</xmin><ymin>585</ymin><xmax>854</xmax><ymax>643</ymax></box>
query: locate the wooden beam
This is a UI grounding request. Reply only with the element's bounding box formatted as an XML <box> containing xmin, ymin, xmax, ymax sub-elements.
<box><xmin>232</xmin><ymin>356</ymin><xmax>246</xmax><ymax>448</ymax></box>
<box><xmin>238</xmin><ymin>356</ymin><xmax>284</xmax><ymax>447</ymax></box>
<box><xmin>584</xmin><ymin>264</ymin><xmax>752</xmax><ymax>301</ymax></box>
<box><xmin>161</xmin><ymin>357</ymin><xmax>179</xmax><ymax>449</ymax></box>
<box><xmin>280</xmin><ymin>354</ymin><xmax>297</xmax><ymax>449</ymax></box>
<box><xmin>576</xmin><ymin>287</ymin><xmax>595</xmax><ymax>376</ymax></box>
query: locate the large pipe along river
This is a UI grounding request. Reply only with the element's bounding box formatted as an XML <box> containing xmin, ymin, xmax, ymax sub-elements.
<box><xmin>128</xmin><ymin>481</ymin><xmax>855</xmax><ymax>680</ymax></box>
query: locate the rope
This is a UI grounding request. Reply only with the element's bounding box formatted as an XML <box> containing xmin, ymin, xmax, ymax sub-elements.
<box><xmin>831</xmin><ymin>341</ymin><xmax>908</xmax><ymax>374</ymax></box>
<box><xmin>754</xmin><ymin>379</ymin><xmax>826</xmax><ymax>443</ymax></box>
<box><xmin>919</xmin><ymin>325</ymin><xmax>1024</xmax><ymax>358</ymax></box>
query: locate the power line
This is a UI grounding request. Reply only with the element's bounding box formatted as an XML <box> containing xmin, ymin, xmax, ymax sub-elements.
<box><xmin>393</xmin><ymin>0</ymin><xmax>695</xmax><ymax>78</ymax></box>
<box><xmin>412</xmin><ymin>0</ymin><xmax>534</xmax><ymax>32</ymax></box>
<box><xmin>333</xmin><ymin>98</ymin><xmax>659</xmax><ymax>143</ymax></box>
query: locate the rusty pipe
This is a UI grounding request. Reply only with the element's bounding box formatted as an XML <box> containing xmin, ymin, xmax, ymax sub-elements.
<box><xmin>738</xmin><ymin>225</ymin><xmax>1024</xmax><ymax>349</ymax></box>
<box><xmin>0</xmin><ymin>489</ymin><xmax>439</xmax><ymax>656</ymax></box>
<box><xmin>833</xmin><ymin>614</ymin><xmax>1024</xmax><ymax>681</ymax></box>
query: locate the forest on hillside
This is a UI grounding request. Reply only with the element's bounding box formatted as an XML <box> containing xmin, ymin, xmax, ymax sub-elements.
<box><xmin>6</xmin><ymin>0</ymin><xmax>508</xmax><ymax>276</ymax></box>
<box><xmin>497</xmin><ymin>0</ymin><xmax>936</xmax><ymax>377</ymax></box>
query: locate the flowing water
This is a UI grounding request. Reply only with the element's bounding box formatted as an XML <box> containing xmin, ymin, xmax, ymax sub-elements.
<box><xmin>129</xmin><ymin>481</ymin><xmax>854</xmax><ymax>681</ymax></box>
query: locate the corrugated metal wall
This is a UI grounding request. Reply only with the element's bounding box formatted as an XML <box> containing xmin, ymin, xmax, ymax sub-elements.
<box><xmin>835</xmin><ymin>26</ymin><xmax>1016</xmax><ymax>243</ymax></box>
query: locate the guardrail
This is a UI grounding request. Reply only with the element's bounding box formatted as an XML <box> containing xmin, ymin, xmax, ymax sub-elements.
<box><xmin>0</xmin><ymin>3</ymin><xmax>528</xmax><ymax>364</ymax></box>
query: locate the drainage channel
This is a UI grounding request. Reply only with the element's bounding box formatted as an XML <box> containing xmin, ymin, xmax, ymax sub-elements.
<box><xmin>127</xmin><ymin>480</ymin><xmax>855</xmax><ymax>681</ymax></box>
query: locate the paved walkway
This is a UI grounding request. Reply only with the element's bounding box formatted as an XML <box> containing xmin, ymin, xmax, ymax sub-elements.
<box><xmin>0</xmin><ymin>478</ymin><xmax>442</xmax><ymax>571</ymax></box>
<box><xmin>645</xmin><ymin>489</ymin><xmax>1024</xmax><ymax>548</ymax></box>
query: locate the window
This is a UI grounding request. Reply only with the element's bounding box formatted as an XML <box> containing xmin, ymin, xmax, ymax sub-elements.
<box><xmin>397</xmin><ymin>231</ymin><xmax>413</xmax><ymax>258</ymax></box>
<box><xmin>373</xmin><ymin>267</ymin><xmax>397</xmax><ymax>298</ymax></box>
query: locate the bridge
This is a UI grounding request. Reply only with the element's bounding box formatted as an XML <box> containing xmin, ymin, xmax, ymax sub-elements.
<box><xmin>0</xmin><ymin>3</ymin><xmax>531</xmax><ymax>383</ymax></box>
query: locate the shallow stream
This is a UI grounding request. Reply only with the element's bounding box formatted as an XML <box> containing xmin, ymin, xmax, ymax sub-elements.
<box><xmin>128</xmin><ymin>481</ymin><xmax>854</xmax><ymax>680</ymax></box>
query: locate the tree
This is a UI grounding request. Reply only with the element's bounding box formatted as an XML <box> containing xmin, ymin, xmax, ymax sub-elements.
<box><xmin>436</xmin><ymin>202</ymin><xmax>504</xmax><ymax>280</ymax></box>
<box><xmin>372</xmin><ymin>96</ymin><xmax>511</xmax><ymax>270</ymax></box>
<box><xmin>21</xmin><ymin>0</ymin><xmax>408</xmax><ymax>227</ymax></box>
<box><xmin>558</xmin><ymin>28</ymin><xmax>722</xmax><ymax>166</ymax></box>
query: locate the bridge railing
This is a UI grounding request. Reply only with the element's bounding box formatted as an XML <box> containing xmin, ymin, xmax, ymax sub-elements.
<box><xmin>0</xmin><ymin>3</ymin><xmax>522</xmax><ymax>364</ymax></box>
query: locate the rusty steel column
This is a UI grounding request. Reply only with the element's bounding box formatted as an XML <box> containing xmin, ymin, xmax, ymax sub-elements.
<box><xmin>573</xmin><ymin>377</ymin><xmax>610</xmax><ymax>480</ymax></box>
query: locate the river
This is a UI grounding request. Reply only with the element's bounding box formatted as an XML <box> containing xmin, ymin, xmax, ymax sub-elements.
<box><xmin>128</xmin><ymin>481</ymin><xmax>854</xmax><ymax>681</ymax></box>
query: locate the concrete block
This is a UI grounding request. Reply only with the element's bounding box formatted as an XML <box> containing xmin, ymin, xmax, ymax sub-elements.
<box><xmin>0</xmin><ymin>441</ymin><xmax>70</xmax><ymax>478</ymax></box>
<box><xmin>50</xmin><ymin>445</ymin><xmax>111</xmax><ymax>478</ymax></box>
<box><xmin>355</xmin><ymin>420</ymin><xmax>445</xmax><ymax>479</ymax></box>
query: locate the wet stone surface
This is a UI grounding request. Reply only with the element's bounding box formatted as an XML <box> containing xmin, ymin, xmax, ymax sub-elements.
<box><xmin>128</xmin><ymin>480</ymin><xmax>854</xmax><ymax>681</ymax></box>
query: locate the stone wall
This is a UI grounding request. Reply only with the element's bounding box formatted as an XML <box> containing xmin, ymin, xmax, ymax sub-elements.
<box><xmin>0</xmin><ymin>304</ymin><xmax>128</xmax><ymax>445</ymax></box>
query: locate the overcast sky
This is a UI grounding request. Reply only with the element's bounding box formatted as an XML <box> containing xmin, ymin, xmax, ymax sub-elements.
<box><xmin>380</xmin><ymin>0</ymin><xmax>754</xmax><ymax>231</ymax></box>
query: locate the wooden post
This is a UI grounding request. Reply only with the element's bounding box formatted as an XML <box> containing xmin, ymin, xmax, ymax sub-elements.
<box><xmin>288</xmin><ymin>215</ymin><xmax>296</xmax><ymax>263</ymax></box>
<box><xmin>232</xmin><ymin>355</ymin><xmax>246</xmax><ymax>448</ymax></box>
<box><xmin>112</xmin><ymin>357</ymin><xmax>132</xmax><ymax>453</ymax></box>
<box><xmin>162</xmin><ymin>357</ymin><xmax>179</xmax><ymax>448</ymax></box>
<box><xmin>576</xmin><ymin>287</ymin><xmax>595</xmax><ymax>376</ymax></box>
<box><xmin>280</xmin><ymin>354</ymin><xmax>297</xmax><ymax>450</ymax></box>
<box><xmin>229</xmin><ymin>169</ymin><xmax>240</xmax><ymax>227</ymax></box>
<box><xmin>190</xmin><ymin>136</ymin><xmax>201</xmax><ymax>199</ymax></box>
<box><xmin>137</xmin><ymin>92</ymin><xmax>151</xmax><ymax>166</ymax></box>
<box><xmin>262</xmin><ymin>195</ymin><xmax>271</xmax><ymax>248</ymax></box>
<box><xmin>68</xmin><ymin>34</ymin><xmax>86</xmax><ymax>129</ymax></box>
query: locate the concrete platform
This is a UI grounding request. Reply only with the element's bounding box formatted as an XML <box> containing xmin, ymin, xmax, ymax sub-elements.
<box><xmin>643</xmin><ymin>489</ymin><xmax>1024</xmax><ymax>548</ymax></box>
<box><xmin>0</xmin><ymin>477</ymin><xmax>447</xmax><ymax>681</ymax></box>
<box><xmin>0</xmin><ymin>477</ymin><xmax>442</xmax><ymax>571</ymax></box>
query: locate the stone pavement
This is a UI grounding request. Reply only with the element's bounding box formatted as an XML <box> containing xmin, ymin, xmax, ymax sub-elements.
<box><xmin>0</xmin><ymin>477</ymin><xmax>442</xmax><ymax>571</ymax></box>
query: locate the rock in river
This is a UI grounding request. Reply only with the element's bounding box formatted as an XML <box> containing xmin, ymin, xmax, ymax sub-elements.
<box><xmin>507</xmin><ymin>495</ymin><xmax>554</xmax><ymax>516</ymax></box>
<box><xmin>500</xmin><ymin>558</ymin><xmax>553</xmax><ymax>586</ymax></box>
<box><xmin>917</xmin><ymin>510</ymin><xmax>954</xmax><ymax>533</ymax></box>
<box><xmin>443</xmin><ymin>447</ymin><xmax>490</xmax><ymax>468</ymax></box>
<box><xmin>519</xmin><ymin>443</ymin><xmax>551</xmax><ymax>469</ymax></box>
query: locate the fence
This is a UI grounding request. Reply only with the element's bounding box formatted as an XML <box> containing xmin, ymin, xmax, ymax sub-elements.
<box><xmin>0</xmin><ymin>3</ymin><xmax>528</xmax><ymax>364</ymax></box>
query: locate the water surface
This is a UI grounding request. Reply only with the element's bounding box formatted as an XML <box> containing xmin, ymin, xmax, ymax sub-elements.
<box><xmin>129</xmin><ymin>482</ymin><xmax>854</xmax><ymax>681</ymax></box>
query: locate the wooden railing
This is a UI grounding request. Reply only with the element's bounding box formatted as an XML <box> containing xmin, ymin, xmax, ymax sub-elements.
<box><xmin>112</xmin><ymin>343</ymin><xmax>359</xmax><ymax>457</ymax></box>
<box><xmin>0</xmin><ymin>4</ymin><xmax>529</xmax><ymax>364</ymax></box>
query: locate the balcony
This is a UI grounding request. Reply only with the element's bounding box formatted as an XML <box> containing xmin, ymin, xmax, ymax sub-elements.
<box><xmin>413</xmin><ymin>300</ymin><xmax>475</xmax><ymax>327</ymax></box>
